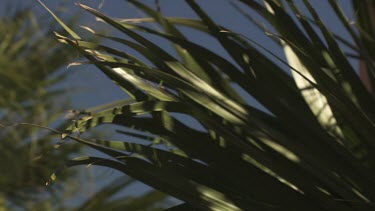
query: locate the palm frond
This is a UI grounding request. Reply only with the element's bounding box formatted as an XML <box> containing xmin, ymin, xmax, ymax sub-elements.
<box><xmin>41</xmin><ymin>0</ymin><xmax>375</xmax><ymax>210</ymax></box>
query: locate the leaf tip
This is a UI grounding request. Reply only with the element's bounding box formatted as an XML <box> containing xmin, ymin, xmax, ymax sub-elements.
<box><xmin>61</xmin><ymin>133</ymin><xmax>69</xmax><ymax>139</ymax></box>
<box><xmin>79</xmin><ymin>25</ymin><xmax>96</xmax><ymax>34</ymax></box>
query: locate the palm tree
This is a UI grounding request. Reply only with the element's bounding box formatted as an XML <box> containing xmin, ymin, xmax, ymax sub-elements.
<box><xmin>41</xmin><ymin>0</ymin><xmax>375</xmax><ymax>210</ymax></box>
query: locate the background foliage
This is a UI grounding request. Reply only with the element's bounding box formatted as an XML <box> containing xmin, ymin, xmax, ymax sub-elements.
<box><xmin>0</xmin><ymin>6</ymin><xmax>82</xmax><ymax>210</ymax></box>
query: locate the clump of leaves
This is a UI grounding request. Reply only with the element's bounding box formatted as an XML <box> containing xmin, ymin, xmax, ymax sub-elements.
<box><xmin>0</xmin><ymin>6</ymin><xmax>80</xmax><ymax>210</ymax></box>
<box><xmin>42</xmin><ymin>0</ymin><xmax>375</xmax><ymax>210</ymax></box>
